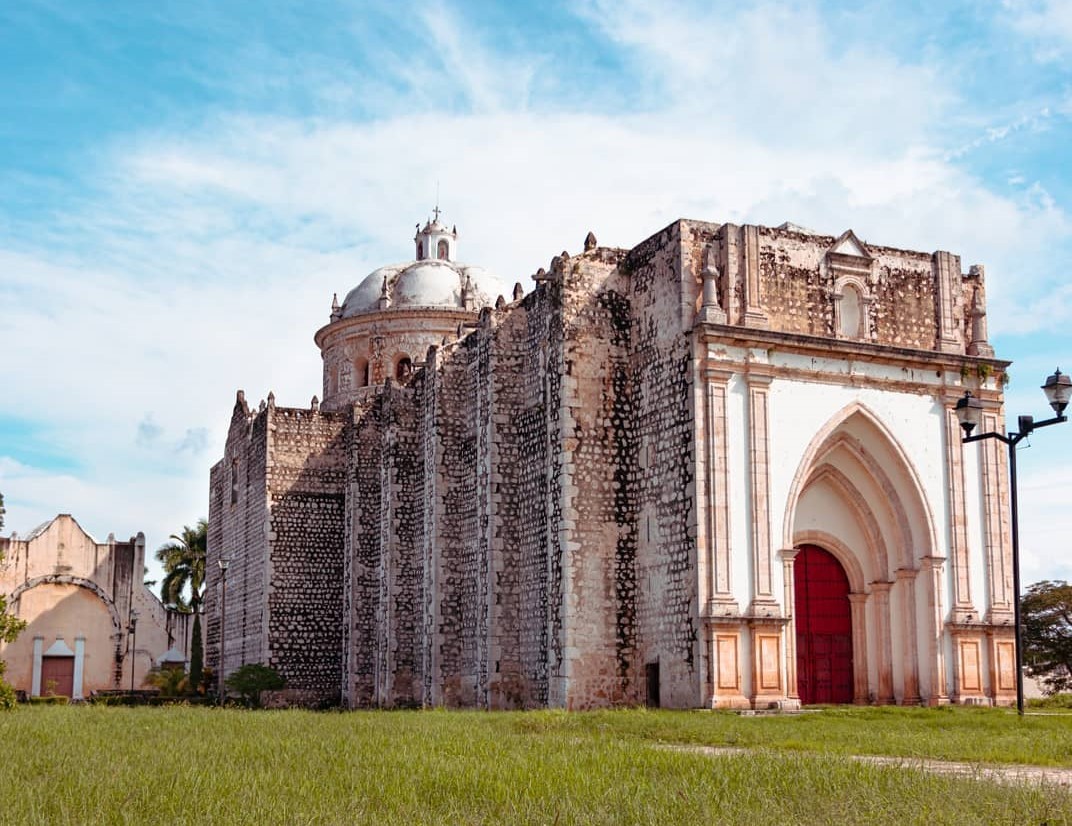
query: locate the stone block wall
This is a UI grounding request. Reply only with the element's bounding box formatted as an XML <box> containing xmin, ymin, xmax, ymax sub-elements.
<box><xmin>207</xmin><ymin>392</ymin><xmax>270</xmax><ymax>684</ymax></box>
<box><xmin>428</xmin><ymin>329</ymin><xmax>491</xmax><ymax>707</ymax></box>
<box><xmin>685</xmin><ymin>221</ymin><xmax>985</xmax><ymax>355</ymax></box>
<box><xmin>266</xmin><ymin>402</ymin><xmax>347</xmax><ymax>703</ymax></box>
<box><xmin>547</xmin><ymin>250</ymin><xmax>643</xmax><ymax>707</ymax></box>
<box><xmin>210</xmin><ymin>216</ymin><xmax>1000</xmax><ymax>711</ymax></box>
<box><xmin>344</xmin><ymin>394</ymin><xmax>384</xmax><ymax>706</ymax></box>
<box><xmin>486</xmin><ymin>296</ymin><xmax>555</xmax><ymax>708</ymax></box>
<box><xmin>208</xmin><ymin>393</ymin><xmax>346</xmax><ymax>704</ymax></box>
<box><xmin>344</xmin><ymin>382</ymin><xmax>428</xmax><ymax>708</ymax></box>
<box><xmin>625</xmin><ymin>223</ymin><xmax>702</xmax><ymax>708</ymax></box>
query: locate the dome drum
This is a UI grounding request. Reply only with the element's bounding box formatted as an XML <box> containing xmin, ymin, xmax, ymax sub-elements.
<box><xmin>316</xmin><ymin>211</ymin><xmax>506</xmax><ymax>410</ymax></box>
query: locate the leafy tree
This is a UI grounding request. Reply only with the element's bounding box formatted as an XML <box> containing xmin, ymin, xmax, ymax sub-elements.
<box><xmin>155</xmin><ymin>519</ymin><xmax>207</xmax><ymax>612</ymax></box>
<box><xmin>1022</xmin><ymin>580</ymin><xmax>1072</xmax><ymax>695</ymax></box>
<box><xmin>224</xmin><ymin>663</ymin><xmax>284</xmax><ymax>707</ymax></box>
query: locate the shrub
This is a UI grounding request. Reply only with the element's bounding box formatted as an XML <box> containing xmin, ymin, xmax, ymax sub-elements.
<box><xmin>1027</xmin><ymin>693</ymin><xmax>1072</xmax><ymax>710</ymax></box>
<box><xmin>0</xmin><ymin>678</ymin><xmax>17</xmax><ymax>710</ymax></box>
<box><xmin>28</xmin><ymin>695</ymin><xmax>69</xmax><ymax>705</ymax></box>
<box><xmin>224</xmin><ymin>663</ymin><xmax>285</xmax><ymax>708</ymax></box>
<box><xmin>145</xmin><ymin>666</ymin><xmax>189</xmax><ymax>698</ymax></box>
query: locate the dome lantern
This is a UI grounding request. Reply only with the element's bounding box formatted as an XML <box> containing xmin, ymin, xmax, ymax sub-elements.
<box><xmin>414</xmin><ymin>205</ymin><xmax>458</xmax><ymax>262</ymax></box>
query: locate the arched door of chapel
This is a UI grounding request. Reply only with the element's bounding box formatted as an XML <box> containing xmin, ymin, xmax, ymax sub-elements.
<box><xmin>795</xmin><ymin>544</ymin><xmax>854</xmax><ymax>704</ymax></box>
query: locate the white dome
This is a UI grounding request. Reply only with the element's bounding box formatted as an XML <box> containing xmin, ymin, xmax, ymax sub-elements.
<box><xmin>340</xmin><ymin>259</ymin><xmax>504</xmax><ymax>318</ymax></box>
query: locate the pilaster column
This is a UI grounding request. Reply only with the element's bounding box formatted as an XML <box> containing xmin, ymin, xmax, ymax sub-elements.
<box><xmin>896</xmin><ymin>567</ymin><xmax>921</xmax><ymax>704</ymax></box>
<box><xmin>943</xmin><ymin>405</ymin><xmax>974</xmax><ymax>620</ymax></box>
<box><xmin>933</xmin><ymin>251</ymin><xmax>963</xmax><ymax>353</ymax></box>
<box><xmin>706</xmin><ymin>367</ymin><xmax>737</xmax><ymax>614</ymax></box>
<box><xmin>749</xmin><ymin>620</ymin><xmax>786</xmax><ymax>707</ymax></box>
<box><xmin>779</xmin><ymin>548</ymin><xmax>800</xmax><ymax>700</ymax></box>
<box><xmin>73</xmin><ymin>637</ymin><xmax>86</xmax><ymax>701</ymax></box>
<box><xmin>980</xmin><ymin>409</ymin><xmax>1013</xmax><ymax>621</ymax></box>
<box><xmin>31</xmin><ymin>636</ymin><xmax>43</xmax><ymax>697</ymax></box>
<box><xmin>870</xmin><ymin>582</ymin><xmax>894</xmax><ymax>704</ymax></box>
<box><xmin>747</xmin><ymin>372</ymin><xmax>777</xmax><ymax>612</ymax></box>
<box><xmin>741</xmin><ymin>225</ymin><xmax>769</xmax><ymax>328</ymax></box>
<box><xmin>848</xmin><ymin>593</ymin><xmax>869</xmax><ymax>704</ymax></box>
<box><xmin>986</xmin><ymin>626</ymin><xmax>1018</xmax><ymax>706</ymax></box>
<box><xmin>920</xmin><ymin>555</ymin><xmax>949</xmax><ymax>704</ymax></box>
<box><xmin>707</xmin><ymin>619</ymin><xmax>750</xmax><ymax>709</ymax></box>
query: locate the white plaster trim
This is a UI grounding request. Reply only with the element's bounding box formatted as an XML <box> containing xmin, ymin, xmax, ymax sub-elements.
<box><xmin>73</xmin><ymin>637</ymin><xmax>85</xmax><ymax>700</ymax></box>
<box><xmin>43</xmin><ymin>638</ymin><xmax>76</xmax><ymax>657</ymax></box>
<box><xmin>31</xmin><ymin>636</ymin><xmax>43</xmax><ymax>697</ymax></box>
<box><xmin>780</xmin><ymin>401</ymin><xmax>938</xmax><ymax>564</ymax></box>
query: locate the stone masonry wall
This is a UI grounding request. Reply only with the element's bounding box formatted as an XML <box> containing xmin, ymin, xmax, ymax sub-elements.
<box><xmin>265</xmin><ymin>400</ymin><xmax>347</xmax><ymax>703</ymax></box>
<box><xmin>485</xmin><ymin>295</ymin><xmax>555</xmax><ymax>708</ymax></box>
<box><xmin>683</xmin><ymin>221</ymin><xmax>983</xmax><ymax>353</ymax></box>
<box><xmin>345</xmin><ymin>395</ymin><xmax>383</xmax><ymax>706</ymax></box>
<box><xmin>206</xmin><ymin>392</ymin><xmax>269</xmax><ymax>686</ymax></box>
<box><xmin>626</xmin><ymin>223</ymin><xmax>701</xmax><ymax>708</ymax></box>
<box><xmin>344</xmin><ymin>382</ymin><xmax>426</xmax><ymax>708</ymax></box>
<box><xmin>547</xmin><ymin>248</ymin><xmax>643</xmax><ymax>708</ymax></box>
<box><xmin>431</xmin><ymin>331</ymin><xmax>488</xmax><ymax>707</ymax></box>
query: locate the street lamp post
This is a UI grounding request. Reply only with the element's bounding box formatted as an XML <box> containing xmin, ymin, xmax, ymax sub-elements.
<box><xmin>128</xmin><ymin>609</ymin><xmax>139</xmax><ymax>693</ymax></box>
<box><xmin>218</xmin><ymin>557</ymin><xmax>230</xmax><ymax>705</ymax></box>
<box><xmin>955</xmin><ymin>368</ymin><xmax>1070</xmax><ymax>715</ymax></box>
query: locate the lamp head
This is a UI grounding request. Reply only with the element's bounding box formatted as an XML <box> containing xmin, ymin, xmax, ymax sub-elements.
<box><xmin>954</xmin><ymin>391</ymin><xmax>984</xmax><ymax>437</ymax></box>
<box><xmin>218</xmin><ymin>557</ymin><xmax>231</xmax><ymax>572</ymax></box>
<box><xmin>1042</xmin><ymin>368</ymin><xmax>1071</xmax><ymax>416</ymax></box>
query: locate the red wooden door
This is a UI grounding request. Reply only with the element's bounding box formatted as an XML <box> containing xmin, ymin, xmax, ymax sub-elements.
<box><xmin>41</xmin><ymin>656</ymin><xmax>75</xmax><ymax>697</ymax></box>
<box><xmin>794</xmin><ymin>545</ymin><xmax>853</xmax><ymax>704</ymax></box>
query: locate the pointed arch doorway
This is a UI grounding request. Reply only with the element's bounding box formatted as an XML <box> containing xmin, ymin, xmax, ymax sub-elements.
<box><xmin>795</xmin><ymin>544</ymin><xmax>854</xmax><ymax>704</ymax></box>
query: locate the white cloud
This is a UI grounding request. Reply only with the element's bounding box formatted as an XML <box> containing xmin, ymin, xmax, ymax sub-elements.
<box><xmin>1003</xmin><ymin>0</ymin><xmax>1072</xmax><ymax>58</ymax></box>
<box><xmin>2</xmin><ymin>0</ymin><xmax>1072</xmax><ymax>583</ymax></box>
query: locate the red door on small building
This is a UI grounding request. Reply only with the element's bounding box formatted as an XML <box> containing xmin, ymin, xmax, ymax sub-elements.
<box><xmin>41</xmin><ymin>655</ymin><xmax>75</xmax><ymax>697</ymax></box>
<box><xmin>795</xmin><ymin>544</ymin><xmax>853</xmax><ymax>704</ymax></box>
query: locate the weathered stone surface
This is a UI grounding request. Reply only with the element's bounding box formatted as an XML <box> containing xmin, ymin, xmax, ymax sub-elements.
<box><xmin>208</xmin><ymin>216</ymin><xmax>1012</xmax><ymax>710</ymax></box>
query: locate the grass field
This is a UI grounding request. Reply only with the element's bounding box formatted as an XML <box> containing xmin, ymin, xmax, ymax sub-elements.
<box><xmin>2</xmin><ymin>705</ymin><xmax>1071</xmax><ymax>825</ymax></box>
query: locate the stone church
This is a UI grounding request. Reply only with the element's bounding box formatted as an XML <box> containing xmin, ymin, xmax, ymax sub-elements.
<box><xmin>206</xmin><ymin>212</ymin><xmax>1015</xmax><ymax>710</ymax></box>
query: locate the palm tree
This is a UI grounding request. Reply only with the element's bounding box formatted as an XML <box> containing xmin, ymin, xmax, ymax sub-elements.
<box><xmin>156</xmin><ymin>518</ymin><xmax>207</xmax><ymax>612</ymax></box>
<box><xmin>156</xmin><ymin>519</ymin><xmax>208</xmax><ymax>692</ymax></box>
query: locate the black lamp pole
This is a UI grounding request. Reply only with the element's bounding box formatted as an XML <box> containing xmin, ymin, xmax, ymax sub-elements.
<box><xmin>128</xmin><ymin>610</ymin><xmax>139</xmax><ymax>692</ymax></box>
<box><xmin>955</xmin><ymin>368</ymin><xmax>1070</xmax><ymax>716</ymax></box>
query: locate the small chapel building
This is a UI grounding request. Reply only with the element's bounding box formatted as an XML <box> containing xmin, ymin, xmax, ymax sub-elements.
<box><xmin>206</xmin><ymin>214</ymin><xmax>1014</xmax><ymax>709</ymax></box>
<box><xmin>0</xmin><ymin>514</ymin><xmax>194</xmax><ymax>699</ymax></box>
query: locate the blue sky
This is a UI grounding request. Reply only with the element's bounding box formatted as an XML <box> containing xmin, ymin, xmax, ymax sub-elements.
<box><xmin>1</xmin><ymin>0</ymin><xmax>1071</xmax><ymax>584</ymax></box>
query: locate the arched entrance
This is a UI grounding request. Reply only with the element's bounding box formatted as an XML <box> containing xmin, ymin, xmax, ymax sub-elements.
<box><xmin>795</xmin><ymin>544</ymin><xmax>853</xmax><ymax>704</ymax></box>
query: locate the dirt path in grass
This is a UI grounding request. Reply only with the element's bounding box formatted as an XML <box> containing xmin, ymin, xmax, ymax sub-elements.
<box><xmin>668</xmin><ymin>745</ymin><xmax>1072</xmax><ymax>787</ymax></box>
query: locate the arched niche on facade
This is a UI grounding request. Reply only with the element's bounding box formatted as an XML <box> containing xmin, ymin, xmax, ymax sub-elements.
<box><xmin>354</xmin><ymin>357</ymin><xmax>370</xmax><ymax>388</ymax></box>
<box><xmin>782</xmin><ymin>403</ymin><xmax>938</xmax><ymax>705</ymax></box>
<box><xmin>8</xmin><ymin>577</ymin><xmax>124</xmax><ymax>697</ymax></box>
<box><xmin>394</xmin><ymin>355</ymin><xmax>413</xmax><ymax>383</ymax></box>
<box><xmin>783</xmin><ymin>402</ymin><xmax>936</xmax><ymax>577</ymax></box>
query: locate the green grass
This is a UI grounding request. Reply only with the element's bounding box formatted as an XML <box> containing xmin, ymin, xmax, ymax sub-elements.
<box><xmin>1</xmin><ymin>705</ymin><xmax>1070</xmax><ymax>825</ymax></box>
